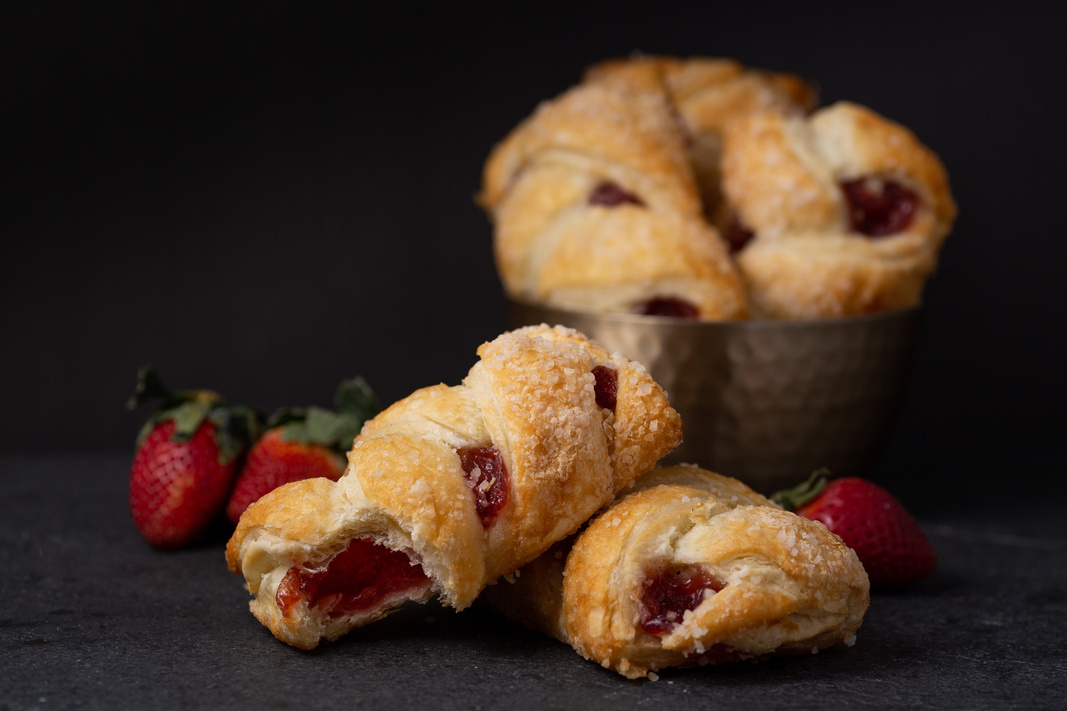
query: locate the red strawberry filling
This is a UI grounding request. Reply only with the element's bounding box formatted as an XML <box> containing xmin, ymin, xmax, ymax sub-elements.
<box><xmin>591</xmin><ymin>365</ymin><xmax>618</xmax><ymax>411</ymax></box>
<box><xmin>636</xmin><ymin>297</ymin><xmax>700</xmax><ymax>319</ymax></box>
<box><xmin>723</xmin><ymin>216</ymin><xmax>755</xmax><ymax>253</ymax></box>
<box><xmin>458</xmin><ymin>446</ymin><xmax>510</xmax><ymax>528</ymax></box>
<box><xmin>841</xmin><ymin>177</ymin><xmax>919</xmax><ymax>237</ymax></box>
<box><xmin>639</xmin><ymin>564</ymin><xmax>725</xmax><ymax>635</ymax></box>
<box><xmin>589</xmin><ymin>180</ymin><xmax>645</xmax><ymax>207</ymax></box>
<box><xmin>275</xmin><ymin>538</ymin><xmax>430</xmax><ymax>618</ymax></box>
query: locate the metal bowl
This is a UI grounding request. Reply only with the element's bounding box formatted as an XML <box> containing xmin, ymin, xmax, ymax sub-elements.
<box><xmin>506</xmin><ymin>298</ymin><xmax>919</xmax><ymax>494</ymax></box>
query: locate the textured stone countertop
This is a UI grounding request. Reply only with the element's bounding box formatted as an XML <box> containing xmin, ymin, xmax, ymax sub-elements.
<box><xmin>2</xmin><ymin>453</ymin><xmax>1064</xmax><ymax>710</ymax></box>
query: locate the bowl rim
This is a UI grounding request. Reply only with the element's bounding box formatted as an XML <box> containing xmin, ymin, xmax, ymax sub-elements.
<box><xmin>504</xmin><ymin>296</ymin><xmax>920</xmax><ymax>332</ymax></box>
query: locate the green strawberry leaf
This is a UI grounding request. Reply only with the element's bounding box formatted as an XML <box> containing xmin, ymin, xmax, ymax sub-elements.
<box><xmin>209</xmin><ymin>404</ymin><xmax>262</xmax><ymax>465</ymax></box>
<box><xmin>127</xmin><ymin>365</ymin><xmax>218</xmax><ymax>412</ymax></box>
<box><xmin>126</xmin><ymin>365</ymin><xmax>173</xmax><ymax>411</ymax></box>
<box><xmin>266</xmin><ymin>377</ymin><xmax>379</xmax><ymax>453</ymax></box>
<box><xmin>331</xmin><ymin>414</ymin><xmax>365</xmax><ymax>454</ymax></box>
<box><xmin>335</xmin><ymin>376</ymin><xmax>380</xmax><ymax>423</ymax></box>
<box><xmin>274</xmin><ymin>409</ymin><xmax>350</xmax><ymax>449</ymax></box>
<box><xmin>170</xmin><ymin>400</ymin><xmax>215</xmax><ymax>439</ymax></box>
<box><xmin>276</xmin><ymin>420</ymin><xmax>310</xmax><ymax>444</ymax></box>
<box><xmin>772</xmin><ymin>468</ymin><xmax>830</xmax><ymax>511</ymax></box>
<box><xmin>266</xmin><ymin>407</ymin><xmax>309</xmax><ymax>431</ymax></box>
<box><xmin>126</xmin><ymin>365</ymin><xmax>261</xmax><ymax>462</ymax></box>
<box><xmin>239</xmin><ymin>376</ymin><xmax>379</xmax><ymax>457</ymax></box>
<box><xmin>304</xmin><ymin>406</ymin><xmax>349</xmax><ymax>446</ymax></box>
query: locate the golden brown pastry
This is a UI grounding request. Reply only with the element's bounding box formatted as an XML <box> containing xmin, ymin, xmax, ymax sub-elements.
<box><xmin>480</xmin><ymin>62</ymin><xmax>748</xmax><ymax>321</ymax></box>
<box><xmin>225</xmin><ymin>325</ymin><xmax>683</xmax><ymax>650</ymax></box>
<box><xmin>720</xmin><ymin>101</ymin><xmax>957</xmax><ymax>318</ymax></box>
<box><xmin>480</xmin><ymin>465</ymin><xmax>870</xmax><ymax>679</ymax></box>
<box><xmin>585</xmin><ymin>55</ymin><xmax>817</xmax><ymax>228</ymax></box>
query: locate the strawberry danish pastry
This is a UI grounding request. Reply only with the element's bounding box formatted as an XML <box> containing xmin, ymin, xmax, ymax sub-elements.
<box><xmin>720</xmin><ymin>101</ymin><xmax>957</xmax><ymax>318</ymax></box>
<box><xmin>480</xmin><ymin>63</ymin><xmax>748</xmax><ymax>321</ymax></box>
<box><xmin>585</xmin><ymin>55</ymin><xmax>818</xmax><ymax>229</ymax></box>
<box><xmin>225</xmin><ymin>325</ymin><xmax>683</xmax><ymax>649</ymax></box>
<box><xmin>480</xmin><ymin>465</ymin><xmax>870</xmax><ymax>679</ymax></box>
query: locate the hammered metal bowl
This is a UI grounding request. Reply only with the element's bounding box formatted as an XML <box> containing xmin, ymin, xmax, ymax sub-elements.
<box><xmin>506</xmin><ymin>298</ymin><xmax>919</xmax><ymax>495</ymax></box>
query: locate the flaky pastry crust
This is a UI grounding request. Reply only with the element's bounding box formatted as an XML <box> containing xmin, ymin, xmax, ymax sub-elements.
<box><xmin>226</xmin><ymin>325</ymin><xmax>682</xmax><ymax>649</ymax></box>
<box><xmin>721</xmin><ymin>101</ymin><xmax>957</xmax><ymax>318</ymax></box>
<box><xmin>586</xmin><ymin>55</ymin><xmax>817</xmax><ymax>226</ymax></box>
<box><xmin>483</xmin><ymin>55</ymin><xmax>955</xmax><ymax>320</ymax></box>
<box><xmin>480</xmin><ymin>62</ymin><xmax>747</xmax><ymax>320</ymax></box>
<box><xmin>480</xmin><ymin>465</ymin><xmax>869</xmax><ymax>679</ymax></box>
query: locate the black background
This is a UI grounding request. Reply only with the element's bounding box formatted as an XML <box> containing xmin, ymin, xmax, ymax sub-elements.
<box><xmin>6</xmin><ymin>4</ymin><xmax>1066</xmax><ymax>505</ymax></box>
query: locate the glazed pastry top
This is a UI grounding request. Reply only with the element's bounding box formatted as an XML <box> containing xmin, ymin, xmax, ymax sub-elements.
<box><xmin>480</xmin><ymin>55</ymin><xmax>955</xmax><ymax>320</ymax></box>
<box><xmin>226</xmin><ymin>325</ymin><xmax>683</xmax><ymax>650</ymax></box>
<box><xmin>480</xmin><ymin>465</ymin><xmax>870</xmax><ymax>679</ymax></box>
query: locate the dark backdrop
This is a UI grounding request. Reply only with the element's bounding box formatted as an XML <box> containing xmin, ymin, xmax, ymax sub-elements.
<box><xmin>6</xmin><ymin>4</ymin><xmax>1066</xmax><ymax>504</ymax></box>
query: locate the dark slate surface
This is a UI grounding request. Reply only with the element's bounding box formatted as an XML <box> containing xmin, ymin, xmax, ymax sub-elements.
<box><xmin>2</xmin><ymin>453</ymin><xmax>1065</xmax><ymax>710</ymax></box>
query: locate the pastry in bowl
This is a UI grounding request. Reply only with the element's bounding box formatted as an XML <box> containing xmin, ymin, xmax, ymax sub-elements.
<box><xmin>720</xmin><ymin>101</ymin><xmax>957</xmax><ymax>318</ymax></box>
<box><xmin>585</xmin><ymin>55</ymin><xmax>818</xmax><ymax>229</ymax></box>
<box><xmin>480</xmin><ymin>62</ymin><xmax>748</xmax><ymax>321</ymax></box>
<box><xmin>482</xmin><ymin>55</ymin><xmax>955</xmax><ymax>321</ymax></box>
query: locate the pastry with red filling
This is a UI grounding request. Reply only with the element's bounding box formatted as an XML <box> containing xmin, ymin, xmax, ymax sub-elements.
<box><xmin>225</xmin><ymin>325</ymin><xmax>682</xmax><ymax>649</ymax></box>
<box><xmin>585</xmin><ymin>55</ymin><xmax>818</xmax><ymax>229</ymax></box>
<box><xmin>479</xmin><ymin>465</ymin><xmax>869</xmax><ymax>679</ymax></box>
<box><xmin>720</xmin><ymin>101</ymin><xmax>957</xmax><ymax>318</ymax></box>
<box><xmin>479</xmin><ymin>62</ymin><xmax>748</xmax><ymax>321</ymax></box>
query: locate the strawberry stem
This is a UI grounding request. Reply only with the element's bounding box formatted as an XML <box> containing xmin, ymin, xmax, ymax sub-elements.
<box><xmin>772</xmin><ymin>468</ymin><xmax>831</xmax><ymax>511</ymax></box>
<box><xmin>127</xmin><ymin>366</ymin><xmax>221</xmax><ymax>411</ymax></box>
<box><xmin>210</xmin><ymin>405</ymin><xmax>261</xmax><ymax>465</ymax></box>
<box><xmin>126</xmin><ymin>366</ymin><xmax>174</xmax><ymax>410</ymax></box>
<box><xmin>127</xmin><ymin>365</ymin><xmax>261</xmax><ymax>462</ymax></box>
<box><xmin>169</xmin><ymin>400</ymin><xmax>215</xmax><ymax>439</ymax></box>
<box><xmin>261</xmin><ymin>377</ymin><xmax>380</xmax><ymax>454</ymax></box>
<box><xmin>335</xmin><ymin>376</ymin><xmax>380</xmax><ymax>423</ymax></box>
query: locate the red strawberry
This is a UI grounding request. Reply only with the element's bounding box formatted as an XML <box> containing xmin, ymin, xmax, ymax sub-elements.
<box><xmin>774</xmin><ymin>470</ymin><xmax>937</xmax><ymax>587</ymax></box>
<box><xmin>225</xmin><ymin>429</ymin><xmax>345</xmax><ymax>522</ymax></box>
<box><xmin>127</xmin><ymin>367</ymin><xmax>260</xmax><ymax>549</ymax></box>
<box><xmin>225</xmin><ymin>376</ymin><xmax>380</xmax><ymax>523</ymax></box>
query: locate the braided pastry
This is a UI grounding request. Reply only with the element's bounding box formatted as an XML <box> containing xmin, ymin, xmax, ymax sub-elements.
<box><xmin>480</xmin><ymin>464</ymin><xmax>869</xmax><ymax>679</ymax></box>
<box><xmin>721</xmin><ymin>101</ymin><xmax>957</xmax><ymax>318</ymax></box>
<box><xmin>585</xmin><ymin>55</ymin><xmax>817</xmax><ymax>231</ymax></box>
<box><xmin>480</xmin><ymin>62</ymin><xmax>748</xmax><ymax>320</ymax></box>
<box><xmin>225</xmin><ymin>325</ymin><xmax>683</xmax><ymax>649</ymax></box>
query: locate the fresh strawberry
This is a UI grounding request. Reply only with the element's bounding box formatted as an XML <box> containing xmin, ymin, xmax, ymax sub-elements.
<box><xmin>774</xmin><ymin>470</ymin><xmax>937</xmax><ymax>587</ymax></box>
<box><xmin>127</xmin><ymin>367</ymin><xmax>260</xmax><ymax>549</ymax></box>
<box><xmin>225</xmin><ymin>376</ymin><xmax>380</xmax><ymax>523</ymax></box>
<box><xmin>224</xmin><ymin>429</ymin><xmax>344</xmax><ymax>523</ymax></box>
